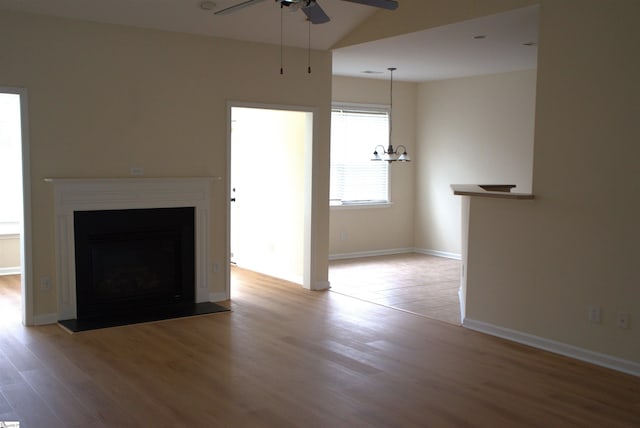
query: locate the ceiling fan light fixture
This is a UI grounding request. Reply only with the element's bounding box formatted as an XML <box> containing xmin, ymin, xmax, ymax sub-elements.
<box><xmin>215</xmin><ymin>0</ymin><xmax>399</xmax><ymax>24</ymax></box>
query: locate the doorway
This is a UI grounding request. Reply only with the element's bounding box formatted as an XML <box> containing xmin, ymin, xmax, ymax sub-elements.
<box><xmin>228</xmin><ymin>105</ymin><xmax>313</xmax><ymax>290</ymax></box>
<box><xmin>0</xmin><ymin>88</ymin><xmax>31</xmax><ymax>325</ymax></box>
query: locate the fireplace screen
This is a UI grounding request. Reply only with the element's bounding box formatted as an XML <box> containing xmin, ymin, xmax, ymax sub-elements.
<box><xmin>90</xmin><ymin>235</ymin><xmax>178</xmax><ymax>300</ymax></box>
<box><xmin>74</xmin><ymin>207</ymin><xmax>195</xmax><ymax>320</ymax></box>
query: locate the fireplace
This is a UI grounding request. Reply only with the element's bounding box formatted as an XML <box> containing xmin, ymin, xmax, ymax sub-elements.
<box><xmin>47</xmin><ymin>177</ymin><xmax>228</xmax><ymax>328</ymax></box>
<box><xmin>73</xmin><ymin>207</ymin><xmax>195</xmax><ymax>321</ymax></box>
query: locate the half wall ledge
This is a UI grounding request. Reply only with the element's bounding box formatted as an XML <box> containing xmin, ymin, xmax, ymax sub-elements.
<box><xmin>451</xmin><ymin>184</ymin><xmax>534</xmax><ymax>200</ymax></box>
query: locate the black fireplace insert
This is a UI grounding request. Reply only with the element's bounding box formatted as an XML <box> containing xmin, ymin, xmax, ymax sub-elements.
<box><xmin>73</xmin><ymin>207</ymin><xmax>195</xmax><ymax>321</ymax></box>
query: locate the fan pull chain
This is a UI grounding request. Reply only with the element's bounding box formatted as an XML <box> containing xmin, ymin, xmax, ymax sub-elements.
<box><xmin>307</xmin><ymin>19</ymin><xmax>311</xmax><ymax>74</ymax></box>
<box><xmin>280</xmin><ymin>3</ymin><xmax>284</xmax><ymax>75</ymax></box>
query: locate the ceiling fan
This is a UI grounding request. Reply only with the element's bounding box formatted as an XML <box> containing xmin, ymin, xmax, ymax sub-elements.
<box><xmin>214</xmin><ymin>0</ymin><xmax>399</xmax><ymax>24</ymax></box>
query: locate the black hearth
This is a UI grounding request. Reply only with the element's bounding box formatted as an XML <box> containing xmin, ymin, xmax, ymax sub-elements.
<box><xmin>59</xmin><ymin>206</ymin><xmax>229</xmax><ymax>332</ymax></box>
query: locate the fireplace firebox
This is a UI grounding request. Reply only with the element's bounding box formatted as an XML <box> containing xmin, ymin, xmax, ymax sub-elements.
<box><xmin>73</xmin><ymin>207</ymin><xmax>195</xmax><ymax>321</ymax></box>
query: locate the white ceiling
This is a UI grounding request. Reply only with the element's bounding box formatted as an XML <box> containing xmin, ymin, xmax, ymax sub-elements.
<box><xmin>333</xmin><ymin>6</ymin><xmax>539</xmax><ymax>82</ymax></box>
<box><xmin>0</xmin><ymin>0</ymin><xmax>538</xmax><ymax>83</ymax></box>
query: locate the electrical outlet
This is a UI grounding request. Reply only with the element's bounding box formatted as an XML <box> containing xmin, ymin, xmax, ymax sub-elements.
<box><xmin>340</xmin><ymin>230</ymin><xmax>348</xmax><ymax>241</ymax></box>
<box><xmin>617</xmin><ymin>312</ymin><xmax>630</xmax><ymax>329</ymax></box>
<box><xmin>588</xmin><ymin>306</ymin><xmax>601</xmax><ymax>323</ymax></box>
<box><xmin>40</xmin><ymin>277</ymin><xmax>51</xmax><ymax>292</ymax></box>
<box><xmin>130</xmin><ymin>167</ymin><xmax>144</xmax><ymax>176</ymax></box>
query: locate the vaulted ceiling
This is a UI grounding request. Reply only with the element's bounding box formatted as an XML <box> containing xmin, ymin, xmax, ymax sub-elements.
<box><xmin>0</xmin><ymin>0</ymin><xmax>538</xmax><ymax>82</ymax></box>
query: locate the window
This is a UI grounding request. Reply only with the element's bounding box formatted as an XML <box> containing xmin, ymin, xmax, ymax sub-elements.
<box><xmin>330</xmin><ymin>104</ymin><xmax>389</xmax><ymax>206</ymax></box>
<box><xmin>0</xmin><ymin>93</ymin><xmax>22</xmax><ymax>233</ymax></box>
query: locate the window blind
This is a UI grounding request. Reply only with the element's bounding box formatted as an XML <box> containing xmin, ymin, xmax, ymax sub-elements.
<box><xmin>330</xmin><ymin>106</ymin><xmax>389</xmax><ymax>204</ymax></box>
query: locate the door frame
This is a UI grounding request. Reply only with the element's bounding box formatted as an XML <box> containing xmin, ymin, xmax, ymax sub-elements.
<box><xmin>1</xmin><ymin>86</ymin><xmax>33</xmax><ymax>325</ymax></box>
<box><xmin>225</xmin><ymin>101</ymin><xmax>315</xmax><ymax>296</ymax></box>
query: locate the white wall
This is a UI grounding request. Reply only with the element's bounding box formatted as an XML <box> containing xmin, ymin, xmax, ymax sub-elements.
<box><xmin>415</xmin><ymin>70</ymin><xmax>537</xmax><ymax>255</ymax></box>
<box><xmin>330</xmin><ymin>76</ymin><xmax>416</xmax><ymax>257</ymax></box>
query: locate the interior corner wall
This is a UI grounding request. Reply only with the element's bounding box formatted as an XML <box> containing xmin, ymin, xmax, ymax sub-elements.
<box><xmin>465</xmin><ymin>0</ymin><xmax>640</xmax><ymax>364</ymax></box>
<box><xmin>414</xmin><ymin>70</ymin><xmax>537</xmax><ymax>256</ymax></box>
<box><xmin>0</xmin><ymin>11</ymin><xmax>332</xmax><ymax>318</ymax></box>
<box><xmin>330</xmin><ymin>76</ymin><xmax>417</xmax><ymax>257</ymax></box>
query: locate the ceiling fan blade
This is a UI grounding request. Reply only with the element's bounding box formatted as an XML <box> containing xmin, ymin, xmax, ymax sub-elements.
<box><xmin>214</xmin><ymin>0</ymin><xmax>267</xmax><ymax>15</ymax></box>
<box><xmin>301</xmin><ymin>0</ymin><xmax>331</xmax><ymax>24</ymax></box>
<box><xmin>340</xmin><ymin>0</ymin><xmax>399</xmax><ymax>11</ymax></box>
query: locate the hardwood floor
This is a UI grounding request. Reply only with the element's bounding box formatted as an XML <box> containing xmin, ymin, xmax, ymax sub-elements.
<box><xmin>0</xmin><ymin>271</ymin><xmax>639</xmax><ymax>427</ymax></box>
<box><xmin>329</xmin><ymin>253</ymin><xmax>461</xmax><ymax>325</ymax></box>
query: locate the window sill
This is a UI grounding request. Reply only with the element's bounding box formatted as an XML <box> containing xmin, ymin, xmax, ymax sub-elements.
<box><xmin>0</xmin><ymin>222</ymin><xmax>20</xmax><ymax>237</ymax></box>
<box><xmin>330</xmin><ymin>202</ymin><xmax>393</xmax><ymax>210</ymax></box>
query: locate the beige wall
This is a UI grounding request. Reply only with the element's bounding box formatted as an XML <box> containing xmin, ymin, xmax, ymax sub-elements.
<box><xmin>330</xmin><ymin>76</ymin><xmax>416</xmax><ymax>256</ymax></box>
<box><xmin>333</xmin><ymin>0</ymin><xmax>639</xmax><ymax>367</ymax></box>
<box><xmin>415</xmin><ymin>70</ymin><xmax>537</xmax><ymax>255</ymax></box>
<box><xmin>0</xmin><ymin>11</ymin><xmax>332</xmax><ymax>318</ymax></box>
<box><xmin>465</xmin><ymin>0</ymin><xmax>640</xmax><ymax>363</ymax></box>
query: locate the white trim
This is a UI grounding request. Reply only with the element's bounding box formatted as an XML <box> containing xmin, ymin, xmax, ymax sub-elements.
<box><xmin>209</xmin><ymin>292</ymin><xmax>228</xmax><ymax>303</ymax></box>
<box><xmin>33</xmin><ymin>312</ymin><xmax>59</xmax><ymax>326</ymax></box>
<box><xmin>332</xmin><ymin>101</ymin><xmax>390</xmax><ymax>113</ymax></box>
<box><xmin>329</xmin><ymin>247</ymin><xmax>413</xmax><ymax>261</ymax></box>
<box><xmin>414</xmin><ymin>248</ymin><xmax>462</xmax><ymax>260</ymax></box>
<box><xmin>45</xmin><ymin>177</ymin><xmax>215</xmax><ymax>320</ymax></box>
<box><xmin>329</xmin><ymin>248</ymin><xmax>462</xmax><ymax>261</ymax></box>
<box><xmin>330</xmin><ymin>202</ymin><xmax>393</xmax><ymax>210</ymax></box>
<box><xmin>1</xmin><ymin>87</ymin><xmax>33</xmax><ymax>326</ymax></box>
<box><xmin>227</xmin><ymin>101</ymin><xmax>317</xmax><ymax>293</ymax></box>
<box><xmin>0</xmin><ymin>267</ymin><xmax>20</xmax><ymax>276</ymax></box>
<box><xmin>463</xmin><ymin>318</ymin><xmax>640</xmax><ymax>377</ymax></box>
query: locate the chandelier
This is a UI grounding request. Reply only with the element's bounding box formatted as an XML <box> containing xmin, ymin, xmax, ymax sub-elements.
<box><xmin>371</xmin><ymin>67</ymin><xmax>410</xmax><ymax>162</ymax></box>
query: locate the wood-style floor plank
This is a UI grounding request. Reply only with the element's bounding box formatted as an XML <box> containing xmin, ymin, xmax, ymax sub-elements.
<box><xmin>0</xmin><ymin>270</ymin><xmax>638</xmax><ymax>427</ymax></box>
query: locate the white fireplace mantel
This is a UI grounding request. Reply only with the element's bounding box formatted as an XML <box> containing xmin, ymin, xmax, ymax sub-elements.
<box><xmin>45</xmin><ymin>177</ymin><xmax>217</xmax><ymax>320</ymax></box>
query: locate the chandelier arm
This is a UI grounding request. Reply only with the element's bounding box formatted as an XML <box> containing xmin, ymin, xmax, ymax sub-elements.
<box><xmin>372</xmin><ymin>144</ymin><xmax>387</xmax><ymax>154</ymax></box>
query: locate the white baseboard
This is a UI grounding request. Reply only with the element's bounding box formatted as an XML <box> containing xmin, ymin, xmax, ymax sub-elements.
<box><xmin>414</xmin><ymin>248</ymin><xmax>462</xmax><ymax>260</ymax></box>
<box><xmin>329</xmin><ymin>248</ymin><xmax>414</xmax><ymax>261</ymax></box>
<box><xmin>0</xmin><ymin>266</ymin><xmax>20</xmax><ymax>276</ymax></box>
<box><xmin>329</xmin><ymin>248</ymin><xmax>461</xmax><ymax>261</ymax></box>
<box><xmin>463</xmin><ymin>318</ymin><xmax>640</xmax><ymax>377</ymax></box>
<box><xmin>209</xmin><ymin>292</ymin><xmax>229</xmax><ymax>302</ymax></box>
<box><xmin>33</xmin><ymin>312</ymin><xmax>59</xmax><ymax>326</ymax></box>
<box><xmin>313</xmin><ymin>280</ymin><xmax>331</xmax><ymax>291</ymax></box>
